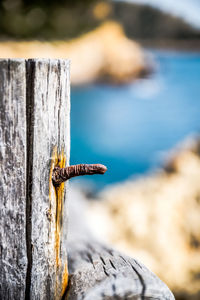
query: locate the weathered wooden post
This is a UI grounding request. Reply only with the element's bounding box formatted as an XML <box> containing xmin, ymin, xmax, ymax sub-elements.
<box><xmin>0</xmin><ymin>59</ymin><xmax>70</xmax><ymax>299</ymax></box>
<box><xmin>0</xmin><ymin>58</ymin><xmax>175</xmax><ymax>300</ymax></box>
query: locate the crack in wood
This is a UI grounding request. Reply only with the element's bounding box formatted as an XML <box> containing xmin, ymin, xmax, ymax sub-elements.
<box><xmin>129</xmin><ymin>260</ymin><xmax>146</xmax><ymax>300</ymax></box>
<box><xmin>100</xmin><ymin>256</ymin><xmax>106</xmax><ymax>265</ymax></box>
<box><xmin>103</xmin><ymin>265</ymin><xmax>109</xmax><ymax>277</ymax></box>
<box><xmin>110</xmin><ymin>259</ymin><xmax>117</xmax><ymax>270</ymax></box>
<box><xmin>0</xmin><ymin>58</ymin><xmax>70</xmax><ymax>299</ymax></box>
<box><xmin>87</xmin><ymin>253</ymin><xmax>95</xmax><ymax>269</ymax></box>
<box><xmin>134</xmin><ymin>259</ymin><xmax>143</xmax><ymax>270</ymax></box>
<box><xmin>25</xmin><ymin>59</ymin><xmax>35</xmax><ymax>300</ymax></box>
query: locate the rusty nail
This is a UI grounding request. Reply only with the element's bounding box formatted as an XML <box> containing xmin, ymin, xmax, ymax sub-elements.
<box><xmin>52</xmin><ymin>164</ymin><xmax>107</xmax><ymax>186</ymax></box>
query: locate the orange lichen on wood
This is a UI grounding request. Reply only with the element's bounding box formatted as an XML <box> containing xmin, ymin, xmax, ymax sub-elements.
<box><xmin>49</xmin><ymin>146</ymin><xmax>68</xmax><ymax>298</ymax></box>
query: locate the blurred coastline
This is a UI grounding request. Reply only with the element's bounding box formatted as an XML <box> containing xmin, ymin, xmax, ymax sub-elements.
<box><xmin>139</xmin><ymin>39</ymin><xmax>200</xmax><ymax>51</ymax></box>
<box><xmin>0</xmin><ymin>1</ymin><xmax>200</xmax><ymax>85</ymax></box>
<box><xmin>0</xmin><ymin>21</ymin><xmax>151</xmax><ymax>85</ymax></box>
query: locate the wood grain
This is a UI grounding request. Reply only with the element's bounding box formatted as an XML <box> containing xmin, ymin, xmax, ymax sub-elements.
<box><xmin>66</xmin><ymin>239</ymin><xmax>175</xmax><ymax>300</ymax></box>
<box><xmin>28</xmin><ymin>59</ymin><xmax>70</xmax><ymax>300</ymax></box>
<box><xmin>0</xmin><ymin>59</ymin><xmax>27</xmax><ymax>299</ymax></box>
<box><xmin>0</xmin><ymin>59</ymin><xmax>70</xmax><ymax>299</ymax></box>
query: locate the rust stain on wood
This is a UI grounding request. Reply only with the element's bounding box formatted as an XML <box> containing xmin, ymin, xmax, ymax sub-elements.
<box><xmin>61</xmin><ymin>262</ymin><xmax>69</xmax><ymax>298</ymax></box>
<box><xmin>49</xmin><ymin>146</ymin><xmax>68</xmax><ymax>298</ymax></box>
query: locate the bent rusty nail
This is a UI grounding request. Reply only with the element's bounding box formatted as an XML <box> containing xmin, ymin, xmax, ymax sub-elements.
<box><xmin>52</xmin><ymin>164</ymin><xmax>107</xmax><ymax>186</ymax></box>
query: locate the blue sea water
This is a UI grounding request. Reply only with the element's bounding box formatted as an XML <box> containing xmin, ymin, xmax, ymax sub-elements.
<box><xmin>70</xmin><ymin>51</ymin><xmax>200</xmax><ymax>188</ymax></box>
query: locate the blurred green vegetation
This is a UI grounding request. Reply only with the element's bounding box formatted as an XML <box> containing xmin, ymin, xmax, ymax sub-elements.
<box><xmin>0</xmin><ymin>0</ymin><xmax>100</xmax><ymax>39</ymax></box>
<box><xmin>0</xmin><ymin>0</ymin><xmax>199</xmax><ymax>41</ymax></box>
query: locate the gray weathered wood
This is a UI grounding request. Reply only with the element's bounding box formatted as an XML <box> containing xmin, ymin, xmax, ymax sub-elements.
<box><xmin>28</xmin><ymin>59</ymin><xmax>70</xmax><ymax>299</ymax></box>
<box><xmin>66</xmin><ymin>239</ymin><xmax>175</xmax><ymax>300</ymax></box>
<box><xmin>0</xmin><ymin>58</ymin><xmax>174</xmax><ymax>300</ymax></box>
<box><xmin>0</xmin><ymin>59</ymin><xmax>70</xmax><ymax>299</ymax></box>
<box><xmin>0</xmin><ymin>59</ymin><xmax>27</xmax><ymax>299</ymax></box>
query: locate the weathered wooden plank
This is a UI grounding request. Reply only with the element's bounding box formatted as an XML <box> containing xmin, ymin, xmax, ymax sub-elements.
<box><xmin>26</xmin><ymin>59</ymin><xmax>70</xmax><ymax>299</ymax></box>
<box><xmin>66</xmin><ymin>239</ymin><xmax>175</xmax><ymax>300</ymax></box>
<box><xmin>0</xmin><ymin>59</ymin><xmax>70</xmax><ymax>299</ymax></box>
<box><xmin>0</xmin><ymin>59</ymin><xmax>27</xmax><ymax>299</ymax></box>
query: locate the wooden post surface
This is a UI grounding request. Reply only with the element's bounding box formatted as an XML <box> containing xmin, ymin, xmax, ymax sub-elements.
<box><xmin>0</xmin><ymin>60</ymin><xmax>27</xmax><ymax>299</ymax></box>
<box><xmin>66</xmin><ymin>238</ymin><xmax>175</xmax><ymax>300</ymax></box>
<box><xmin>0</xmin><ymin>59</ymin><xmax>70</xmax><ymax>299</ymax></box>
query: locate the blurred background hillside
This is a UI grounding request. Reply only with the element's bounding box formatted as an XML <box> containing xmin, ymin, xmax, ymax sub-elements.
<box><xmin>1</xmin><ymin>0</ymin><xmax>200</xmax><ymax>299</ymax></box>
<box><xmin>0</xmin><ymin>0</ymin><xmax>200</xmax><ymax>41</ymax></box>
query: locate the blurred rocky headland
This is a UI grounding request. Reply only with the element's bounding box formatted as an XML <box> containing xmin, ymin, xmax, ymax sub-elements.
<box><xmin>1</xmin><ymin>0</ymin><xmax>200</xmax><ymax>85</ymax></box>
<box><xmin>0</xmin><ymin>21</ymin><xmax>151</xmax><ymax>85</ymax></box>
<box><xmin>1</xmin><ymin>1</ymin><xmax>200</xmax><ymax>43</ymax></box>
<box><xmin>69</xmin><ymin>136</ymin><xmax>200</xmax><ymax>300</ymax></box>
<box><xmin>111</xmin><ymin>1</ymin><xmax>200</xmax><ymax>50</ymax></box>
